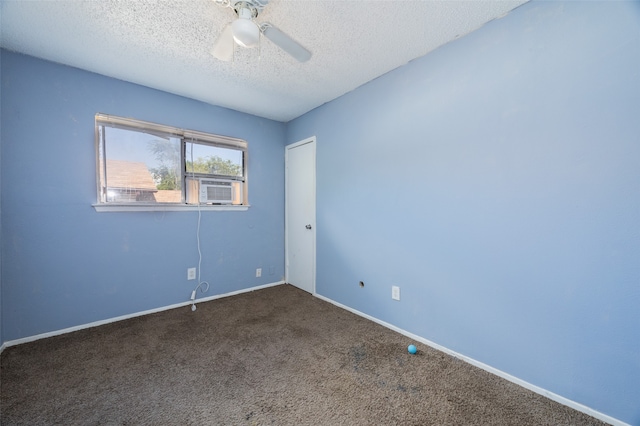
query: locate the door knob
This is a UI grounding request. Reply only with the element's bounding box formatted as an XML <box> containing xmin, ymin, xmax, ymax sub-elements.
<box><xmin>305</xmin><ymin>224</ymin><xmax>312</xmax><ymax>229</ymax></box>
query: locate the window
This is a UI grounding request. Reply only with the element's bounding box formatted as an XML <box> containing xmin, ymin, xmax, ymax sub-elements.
<box><xmin>95</xmin><ymin>114</ymin><xmax>248</xmax><ymax>210</ymax></box>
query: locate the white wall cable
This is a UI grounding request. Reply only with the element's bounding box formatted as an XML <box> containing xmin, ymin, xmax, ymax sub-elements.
<box><xmin>189</xmin><ymin>141</ymin><xmax>210</xmax><ymax>311</ymax></box>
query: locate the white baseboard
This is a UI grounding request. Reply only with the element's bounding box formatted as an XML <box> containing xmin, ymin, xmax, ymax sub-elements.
<box><xmin>313</xmin><ymin>293</ymin><xmax>627</xmax><ymax>426</ymax></box>
<box><xmin>1</xmin><ymin>280</ymin><xmax>285</xmax><ymax>352</ymax></box>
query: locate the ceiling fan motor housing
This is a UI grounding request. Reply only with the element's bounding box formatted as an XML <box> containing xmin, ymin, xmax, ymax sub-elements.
<box><xmin>232</xmin><ymin>0</ymin><xmax>265</xmax><ymax>17</ymax></box>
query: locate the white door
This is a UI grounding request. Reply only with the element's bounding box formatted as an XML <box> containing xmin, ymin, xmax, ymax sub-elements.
<box><xmin>285</xmin><ymin>137</ymin><xmax>316</xmax><ymax>294</ymax></box>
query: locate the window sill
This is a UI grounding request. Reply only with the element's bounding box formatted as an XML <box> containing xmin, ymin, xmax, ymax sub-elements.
<box><xmin>92</xmin><ymin>204</ymin><xmax>250</xmax><ymax>212</ymax></box>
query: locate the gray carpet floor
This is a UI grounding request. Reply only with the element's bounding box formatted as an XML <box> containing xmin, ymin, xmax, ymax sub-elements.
<box><xmin>1</xmin><ymin>284</ymin><xmax>606</xmax><ymax>425</ymax></box>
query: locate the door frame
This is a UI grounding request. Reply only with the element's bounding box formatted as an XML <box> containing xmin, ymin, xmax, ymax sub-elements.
<box><xmin>285</xmin><ymin>136</ymin><xmax>316</xmax><ymax>294</ymax></box>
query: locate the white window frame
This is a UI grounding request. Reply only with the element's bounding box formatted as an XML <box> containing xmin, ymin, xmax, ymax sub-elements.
<box><xmin>93</xmin><ymin>113</ymin><xmax>249</xmax><ymax>212</ymax></box>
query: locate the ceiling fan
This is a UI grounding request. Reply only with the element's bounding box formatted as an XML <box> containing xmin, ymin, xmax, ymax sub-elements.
<box><xmin>211</xmin><ymin>0</ymin><xmax>312</xmax><ymax>63</ymax></box>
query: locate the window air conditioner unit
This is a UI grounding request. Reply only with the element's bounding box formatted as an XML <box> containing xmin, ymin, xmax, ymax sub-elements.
<box><xmin>198</xmin><ymin>179</ymin><xmax>234</xmax><ymax>204</ymax></box>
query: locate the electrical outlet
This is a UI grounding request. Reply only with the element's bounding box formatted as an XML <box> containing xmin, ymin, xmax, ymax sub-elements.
<box><xmin>187</xmin><ymin>268</ymin><xmax>197</xmax><ymax>280</ymax></box>
<box><xmin>392</xmin><ymin>285</ymin><xmax>400</xmax><ymax>301</ymax></box>
<box><xmin>256</xmin><ymin>268</ymin><xmax>262</xmax><ymax>278</ymax></box>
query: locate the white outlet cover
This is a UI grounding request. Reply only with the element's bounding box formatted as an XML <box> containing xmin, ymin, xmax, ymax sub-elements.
<box><xmin>187</xmin><ymin>268</ymin><xmax>196</xmax><ymax>280</ymax></box>
<box><xmin>392</xmin><ymin>286</ymin><xmax>400</xmax><ymax>301</ymax></box>
<box><xmin>256</xmin><ymin>268</ymin><xmax>262</xmax><ymax>277</ymax></box>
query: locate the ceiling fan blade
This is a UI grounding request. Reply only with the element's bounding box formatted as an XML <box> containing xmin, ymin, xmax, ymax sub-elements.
<box><xmin>211</xmin><ymin>24</ymin><xmax>234</xmax><ymax>61</ymax></box>
<box><xmin>261</xmin><ymin>23</ymin><xmax>311</xmax><ymax>63</ymax></box>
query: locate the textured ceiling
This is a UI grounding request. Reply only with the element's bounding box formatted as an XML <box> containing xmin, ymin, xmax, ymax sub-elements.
<box><xmin>0</xmin><ymin>0</ymin><xmax>528</xmax><ymax>122</ymax></box>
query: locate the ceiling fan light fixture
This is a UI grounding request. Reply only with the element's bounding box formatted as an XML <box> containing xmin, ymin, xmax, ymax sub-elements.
<box><xmin>211</xmin><ymin>0</ymin><xmax>311</xmax><ymax>62</ymax></box>
<box><xmin>232</xmin><ymin>7</ymin><xmax>260</xmax><ymax>48</ymax></box>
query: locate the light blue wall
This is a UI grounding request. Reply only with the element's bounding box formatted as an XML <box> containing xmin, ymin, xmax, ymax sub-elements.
<box><xmin>0</xmin><ymin>50</ymin><xmax>286</xmax><ymax>343</ymax></box>
<box><xmin>0</xmin><ymin>49</ymin><xmax>3</xmax><ymax>348</ymax></box>
<box><xmin>287</xmin><ymin>1</ymin><xmax>640</xmax><ymax>424</ymax></box>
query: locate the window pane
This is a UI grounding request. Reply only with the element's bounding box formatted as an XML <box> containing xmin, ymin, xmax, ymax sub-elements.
<box><xmin>185</xmin><ymin>141</ymin><xmax>243</xmax><ymax>178</ymax></box>
<box><xmin>99</xmin><ymin>126</ymin><xmax>182</xmax><ymax>203</ymax></box>
<box><xmin>96</xmin><ymin>114</ymin><xmax>249</xmax><ymax>207</ymax></box>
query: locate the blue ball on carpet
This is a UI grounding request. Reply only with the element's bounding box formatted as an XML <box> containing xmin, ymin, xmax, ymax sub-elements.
<box><xmin>408</xmin><ymin>344</ymin><xmax>417</xmax><ymax>354</ymax></box>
